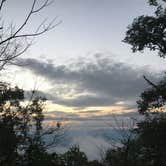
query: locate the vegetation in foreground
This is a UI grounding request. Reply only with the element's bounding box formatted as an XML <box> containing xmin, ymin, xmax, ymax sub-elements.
<box><xmin>0</xmin><ymin>0</ymin><xmax>166</xmax><ymax>165</ymax></box>
<box><xmin>0</xmin><ymin>80</ymin><xmax>166</xmax><ymax>165</ymax></box>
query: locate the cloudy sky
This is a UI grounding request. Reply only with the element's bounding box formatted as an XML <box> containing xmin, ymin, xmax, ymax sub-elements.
<box><xmin>2</xmin><ymin>0</ymin><xmax>166</xmax><ymax>159</ymax></box>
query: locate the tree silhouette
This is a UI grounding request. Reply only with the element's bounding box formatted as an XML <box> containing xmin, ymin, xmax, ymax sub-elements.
<box><xmin>123</xmin><ymin>0</ymin><xmax>166</xmax><ymax>57</ymax></box>
<box><xmin>0</xmin><ymin>0</ymin><xmax>60</xmax><ymax>70</ymax></box>
<box><xmin>0</xmin><ymin>82</ymin><xmax>62</xmax><ymax>165</ymax></box>
<box><xmin>136</xmin><ymin>77</ymin><xmax>166</xmax><ymax>115</ymax></box>
<box><xmin>134</xmin><ymin>114</ymin><xmax>166</xmax><ymax>166</ymax></box>
<box><xmin>102</xmin><ymin>0</ymin><xmax>166</xmax><ymax>165</ymax></box>
<box><xmin>122</xmin><ymin>0</ymin><xmax>166</xmax><ymax>165</ymax></box>
<box><xmin>62</xmin><ymin>146</ymin><xmax>88</xmax><ymax>166</ymax></box>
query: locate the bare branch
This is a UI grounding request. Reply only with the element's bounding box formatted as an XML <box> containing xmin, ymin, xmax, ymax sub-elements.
<box><xmin>0</xmin><ymin>0</ymin><xmax>59</xmax><ymax>70</ymax></box>
<box><xmin>0</xmin><ymin>0</ymin><xmax>6</xmax><ymax>11</ymax></box>
<box><xmin>143</xmin><ymin>75</ymin><xmax>158</xmax><ymax>89</ymax></box>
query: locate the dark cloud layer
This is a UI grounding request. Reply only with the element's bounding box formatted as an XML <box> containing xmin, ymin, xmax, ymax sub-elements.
<box><xmin>18</xmin><ymin>55</ymin><xmax>159</xmax><ymax>108</ymax></box>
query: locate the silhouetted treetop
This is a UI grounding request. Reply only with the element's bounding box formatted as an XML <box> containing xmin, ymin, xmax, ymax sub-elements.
<box><xmin>137</xmin><ymin>77</ymin><xmax>166</xmax><ymax>114</ymax></box>
<box><xmin>148</xmin><ymin>0</ymin><xmax>166</xmax><ymax>6</ymax></box>
<box><xmin>123</xmin><ymin>0</ymin><xmax>166</xmax><ymax>57</ymax></box>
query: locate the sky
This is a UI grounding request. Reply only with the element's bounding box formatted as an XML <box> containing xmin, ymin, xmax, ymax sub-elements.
<box><xmin>2</xmin><ymin>0</ymin><xmax>166</xmax><ymax>159</ymax></box>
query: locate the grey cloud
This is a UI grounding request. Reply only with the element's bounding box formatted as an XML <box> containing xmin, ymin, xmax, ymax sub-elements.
<box><xmin>78</xmin><ymin>110</ymin><xmax>102</xmax><ymax>114</ymax></box>
<box><xmin>17</xmin><ymin>55</ymin><xmax>160</xmax><ymax>108</ymax></box>
<box><xmin>54</xmin><ymin>95</ymin><xmax>117</xmax><ymax>107</ymax></box>
<box><xmin>44</xmin><ymin>110</ymin><xmax>80</xmax><ymax>121</ymax></box>
<box><xmin>29</xmin><ymin>90</ymin><xmax>117</xmax><ymax>107</ymax></box>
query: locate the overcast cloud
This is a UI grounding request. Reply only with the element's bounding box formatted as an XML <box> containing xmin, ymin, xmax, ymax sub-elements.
<box><xmin>15</xmin><ymin>54</ymin><xmax>161</xmax><ymax>159</ymax></box>
<box><xmin>17</xmin><ymin>54</ymin><xmax>161</xmax><ymax>109</ymax></box>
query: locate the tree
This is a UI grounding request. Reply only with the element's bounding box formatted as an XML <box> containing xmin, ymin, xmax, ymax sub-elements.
<box><xmin>62</xmin><ymin>146</ymin><xmax>88</xmax><ymax>166</ymax></box>
<box><xmin>123</xmin><ymin>0</ymin><xmax>166</xmax><ymax>58</ymax></box>
<box><xmin>136</xmin><ymin>76</ymin><xmax>166</xmax><ymax>115</ymax></box>
<box><xmin>123</xmin><ymin>0</ymin><xmax>166</xmax><ymax>115</ymax></box>
<box><xmin>103</xmin><ymin>132</ymin><xmax>148</xmax><ymax>166</ymax></box>
<box><xmin>134</xmin><ymin>114</ymin><xmax>166</xmax><ymax>166</ymax></box>
<box><xmin>0</xmin><ymin>1</ymin><xmax>66</xmax><ymax>165</ymax></box>
<box><xmin>122</xmin><ymin>0</ymin><xmax>166</xmax><ymax>165</ymax></box>
<box><xmin>0</xmin><ymin>82</ymin><xmax>24</xmax><ymax>165</ymax></box>
<box><xmin>0</xmin><ymin>0</ymin><xmax>60</xmax><ymax>70</ymax></box>
<box><xmin>103</xmin><ymin>0</ymin><xmax>166</xmax><ymax>163</ymax></box>
<box><xmin>0</xmin><ymin>82</ymin><xmax>62</xmax><ymax>165</ymax></box>
<box><xmin>88</xmin><ymin>160</ymin><xmax>104</xmax><ymax>166</ymax></box>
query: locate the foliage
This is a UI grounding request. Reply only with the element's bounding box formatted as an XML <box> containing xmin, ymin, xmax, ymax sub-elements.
<box><xmin>0</xmin><ymin>82</ymin><xmax>61</xmax><ymax>165</ymax></box>
<box><xmin>1</xmin><ymin>0</ymin><xmax>166</xmax><ymax>165</ymax></box>
<box><xmin>88</xmin><ymin>160</ymin><xmax>104</xmax><ymax>166</ymax></box>
<box><xmin>0</xmin><ymin>82</ymin><xmax>25</xmax><ymax>165</ymax></box>
<box><xmin>137</xmin><ymin>77</ymin><xmax>166</xmax><ymax>114</ymax></box>
<box><xmin>103</xmin><ymin>114</ymin><xmax>166</xmax><ymax>166</ymax></box>
<box><xmin>0</xmin><ymin>82</ymin><xmax>105</xmax><ymax>166</ymax></box>
<box><xmin>123</xmin><ymin>0</ymin><xmax>166</xmax><ymax>57</ymax></box>
<box><xmin>120</xmin><ymin>1</ymin><xmax>166</xmax><ymax>164</ymax></box>
<box><xmin>135</xmin><ymin>114</ymin><xmax>166</xmax><ymax>166</ymax></box>
<box><xmin>103</xmin><ymin>137</ymin><xmax>148</xmax><ymax>166</ymax></box>
<box><xmin>62</xmin><ymin>146</ymin><xmax>88</xmax><ymax>166</ymax></box>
